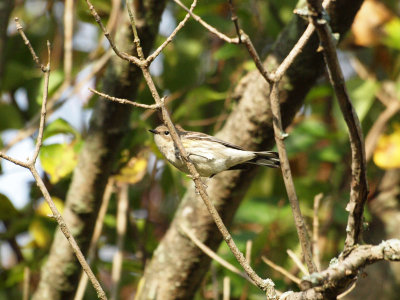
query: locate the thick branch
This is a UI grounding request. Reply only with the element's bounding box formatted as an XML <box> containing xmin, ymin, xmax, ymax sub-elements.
<box><xmin>284</xmin><ymin>239</ymin><xmax>400</xmax><ymax>300</ymax></box>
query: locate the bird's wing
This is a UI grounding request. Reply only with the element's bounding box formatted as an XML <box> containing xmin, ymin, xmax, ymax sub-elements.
<box><xmin>180</xmin><ymin>131</ymin><xmax>245</xmax><ymax>151</ymax></box>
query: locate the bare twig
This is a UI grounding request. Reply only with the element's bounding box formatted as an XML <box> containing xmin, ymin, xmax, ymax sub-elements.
<box><xmin>287</xmin><ymin>249</ymin><xmax>309</xmax><ymax>276</ymax></box>
<box><xmin>64</xmin><ymin>0</ymin><xmax>74</xmax><ymax>83</ymax></box>
<box><xmin>74</xmin><ymin>179</ymin><xmax>114</xmax><ymax>300</ymax></box>
<box><xmin>273</xmin><ymin>0</ymin><xmax>331</xmax><ymax>81</ymax></box>
<box><xmin>269</xmin><ymin>83</ymin><xmax>316</xmax><ymax>273</ymax></box>
<box><xmin>173</xmin><ymin>0</ymin><xmax>239</xmax><ymax>44</ymax></box>
<box><xmin>146</xmin><ymin>0</ymin><xmax>198</xmax><ymax>64</ymax></box>
<box><xmin>223</xmin><ymin>276</ymin><xmax>230</xmax><ymax>300</ymax></box>
<box><xmin>23</xmin><ymin>266</ymin><xmax>30</xmax><ymax>300</ymax></box>
<box><xmin>0</xmin><ymin>22</ymin><xmax>107</xmax><ymax>300</ymax></box>
<box><xmin>14</xmin><ymin>18</ymin><xmax>46</xmax><ymax>72</ymax></box>
<box><xmin>306</xmin><ymin>0</ymin><xmax>368</xmax><ymax>252</ymax></box>
<box><xmin>180</xmin><ymin>225</ymin><xmax>250</xmax><ymax>282</ymax></box>
<box><xmin>111</xmin><ymin>184</ymin><xmax>129</xmax><ymax>300</ymax></box>
<box><xmin>337</xmin><ymin>281</ymin><xmax>357</xmax><ymax>299</ymax></box>
<box><xmin>261</xmin><ymin>256</ymin><xmax>301</xmax><ymax>285</ymax></box>
<box><xmin>240</xmin><ymin>33</ymin><xmax>274</xmax><ymax>83</ymax></box>
<box><xmin>85</xmin><ymin>0</ymin><xmax>142</xmax><ymax>66</ymax></box>
<box><xmin>273</xmin><ymin>23</ymin><xmax>315</xmax><ymax>81</ymax></box>
<box><xmin>89</xmin><ymin>88</ymin><xmax>160</xmax><ymax>110</ymax></box>
<box><xmin>2</xmin><ymin>50</ymin><xmax>112</xmax><ymax>153</ymax></box>
<box><xmin>228</xmin><ymin>0</ymin><xmax>241</xmax><ymax>42</ymax></box>
<box><xmin>245</xmin><ymin>240</ymin><xmax>252</xmax><ymax>264</ymax></box>
<box><xmin>313</xmin><ymin>193</ymin><xmax>323</xmax><ymax>271</ymax></box>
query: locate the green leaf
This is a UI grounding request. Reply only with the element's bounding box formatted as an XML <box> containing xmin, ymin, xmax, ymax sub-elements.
<box><xmin>0</xmin><ymin>103</ymin><xmax>23</xmax><ymax>130</ymax></box>
<box><xmin>174</xmin><ymin>86</ymin><xmax>226</xmax><ymax>120</ymax></box>
<box><xmin>0</xmin><ymin>194</ymin><xmax>19</xmax><ymax>221</ymax></box>
<box><xmin>317</xmin><ymin>145</ymin><xmax>342</xmax><ymax>162</ymax></box>
<box><xmin>2</xmin><ymin>61</ymin><xmax>39</xmax><ymax>91</ymax></box>
<box><xmin>347</xmin><ymin>78</ymin><xmax>379</xmax><ymax>122</ymax></box>
<box><xmin>39</xmin><ymin>142</ymin><xmax>82</xmax><ymax>183</ymax></box>
<box><xmin>213</xmin><ymin>43</ymin><xmax>242</xmax><ymax>60</ymax></box>
<box><xmin>43</xmin><ymin>118</ymin><xmax>80</xmax><ymax>140</ymax></box>
<box><xmin>383</xmin><ymin>18</ymin><xmax>400</xmax><ymax>50</ymax></box>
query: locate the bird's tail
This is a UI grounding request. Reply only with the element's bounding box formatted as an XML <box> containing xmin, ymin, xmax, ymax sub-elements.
<box><xmin>248</xmin><ymin>151</ymin><xmax>280</xmax><ymax>168</ymax></box>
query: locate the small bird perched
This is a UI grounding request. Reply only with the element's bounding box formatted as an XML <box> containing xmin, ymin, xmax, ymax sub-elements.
<box><xmin>149</xmin><ymin>125</ymin><xmax>280</xmax><ymax>177</ymax></box>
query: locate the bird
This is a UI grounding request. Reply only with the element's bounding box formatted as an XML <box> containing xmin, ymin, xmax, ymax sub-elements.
<box><xmin>149</xmin><ymin>125</ymin><xmax>280</xmax><ymax>177</ymax></box>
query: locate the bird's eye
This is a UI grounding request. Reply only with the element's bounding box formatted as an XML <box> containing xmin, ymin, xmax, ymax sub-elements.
<box><xmin>164</xmin><ymin>131</ymin><xmax>170</xmax><ymax>135</ymax></box>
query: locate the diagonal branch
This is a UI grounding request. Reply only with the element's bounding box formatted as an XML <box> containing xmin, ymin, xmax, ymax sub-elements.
<box><xmin>0</xmin><ymin>20</ymin><xmax>107</xmax><ymax>300</ymax></box>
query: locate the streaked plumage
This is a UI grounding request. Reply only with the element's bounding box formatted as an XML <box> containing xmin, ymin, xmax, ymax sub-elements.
<box><xmin>149</xmin><ymin>125</ymin><xmax>280</xmax><ymax>177</ymax></box>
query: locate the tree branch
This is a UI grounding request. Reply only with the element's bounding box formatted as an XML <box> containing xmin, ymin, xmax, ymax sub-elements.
<box><xmin>306</xmin><ymin>0</ymin><xmax>368</xmax><ymax>252</ymax></box>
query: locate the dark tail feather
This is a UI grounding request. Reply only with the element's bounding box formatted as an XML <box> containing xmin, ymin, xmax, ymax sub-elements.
<box><xmin>249</xmin><ymin>151</ymin><xmax>280</xmax><ymax>168</ymax></box>
<box><xmin>228</xmin><ymin>151</ymin><xmax>280</xmax><ymax>171</ymax></box>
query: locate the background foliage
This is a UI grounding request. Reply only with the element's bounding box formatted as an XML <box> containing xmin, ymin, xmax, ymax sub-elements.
<box><xmin>1</xmin><ymin>0</ymin><xmax>400</xmax><ymax>299</ymax></box>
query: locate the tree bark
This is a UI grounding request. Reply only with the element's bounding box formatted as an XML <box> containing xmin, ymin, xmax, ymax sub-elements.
<box><xmin>0</xmin><ymin>0</ymin><xmax>14</xmax><ymax>87</ymax></box>
<box><xmin>32</xmin><ymin>1</ymin><xmax>166</xmax><ymax>299</ymax></box>
<box><xmin>136</xmin><ymin>1</ymin><xmax>364</xmax><ymax>299</ymax></box>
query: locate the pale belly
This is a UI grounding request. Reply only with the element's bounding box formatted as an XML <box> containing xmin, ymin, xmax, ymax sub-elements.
<box><xmin>167</xmin><ymin>148</ymin><xmax>255</xmax><ymax>177</ymax></box>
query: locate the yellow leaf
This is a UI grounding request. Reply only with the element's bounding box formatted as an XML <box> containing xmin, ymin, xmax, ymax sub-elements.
<box><xmin>373</xmin><ymin>130</ymin><xmax>400</xmax><ymax>169</ymax></box>
<box><xmin>113</xmin><ymin>157</ymin><xmax>147</xmax><ymax>184</ymax></box>
<box><xmin>29</xmin><ymin>219</ymin><xmax>52</xmax><ymax>248</ymax></box>
<box><xmin>36</xmin><ymin>197</ymin><xmax>64</xmax><ymax>217</ymax></box>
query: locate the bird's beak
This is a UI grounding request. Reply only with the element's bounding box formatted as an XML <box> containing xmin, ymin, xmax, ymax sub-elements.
<box><xmin>149</xmin><ymin>129</ymin><xmax>157</xmax><ymax>134</ymax></box>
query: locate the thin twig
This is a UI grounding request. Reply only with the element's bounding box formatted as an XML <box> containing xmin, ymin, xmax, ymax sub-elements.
<box><xmin>111</xmin><ymin>184</ymin><xmax>129</xmax><ymax>300</ymax></box>
<box><xmin>337</xmin><ymin>281</ymin><xmax>357</xmax><ymax>299</ymax></box>
<box><xmin>180</xmin><ymin>225</ymin><xmax>249</xmax><ymax>281</ymax></box>
<box><xmin>89</xmin><ymin>88</ymin><xmax>160</xmax><ymax>110</ymax></box>
<box><xmin>173</xmin><ymin>0</ymin><xmax>239</xmax><ymax>44</ymax></box>
<box><xmin>14</xmin><ymin>18</ymin><xmax>46</xmax><ymax>72</ymax></box>
<box><xmin>0</xmin><ymin>22</ymin><xmax>108</xmax><ymax>300</ymax></box>
<box><xmin>146</xmin><ymin>0</ymin><xmax>198</xmax><ymax>64</ymax></box>
<box><xmin>270</xmin><ymin>83</ymin><xmax>316</xmax><ymax>273</ymax></box>
<box><xmin>273</xmin><ymin>23</ymin><xmax>315</xmax><ymax>81</ymax></box>
<box><xmin>240</xmin><ymin>33</ymin><xmax>273</xmax><ymax>83</ymax></box>
<box><xmin>245</xmin><ymin>240</ymin><xmax>252</xmax><ymax>264</ymax></box>
<box><xmin>313</xmin><ymin>193</ymin><xmax>323</xmax><ymax>271</ymax></box>
<box><xmin>30</xmin><ymin>41</ymin><xmax>50</xmax><ymax>164</ymax></box>
<box><xmin>261</xmin><ymin>256</ymin><xmax>301</xmax><ymax>285</ymax></box>
<box><xmin>74</xmin><ymin>179</ymin><xmax>114</xmax><ymax>300</ymax></box>
<box><xmin>1</xmin><ymin>50</ymin><xmax>112</xmax><ymax>153</ymax></box>
<box><xmin>23</xmin><ymin>266</ymin><xmax>30</xmax><ymax>300</ymax></box>
<box><xmin>228</xmin><ymin>0</ymin><xmax>241</xmax><ymax>43</ymax></box>
<box><xmin>287</xmin><ymin>249</ymin><xmax>309</xmax><ymax>276</ymax></box>
<box><xmin>223</xmin><ymin>276</ymin><xmax>230</xmax><ymax>300</ymax></box>
<box><xmin>306</xmin><ymin>0</ymin><xmax>368</xmax><ymax>252</ymax></box>
<box><xmin>85</xmin><ymin>0</ymin><xmax>142</xmax><ymax>66</ymax></box>
<box><xmin>64</xmin><ymin>0</ymin><xmax>74</xmax><ymax>83</ymax></box>
<box><xmin>273</xmin><ymin>0</ymin><xmax>332</xmax><ymax>81</ymax></box>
